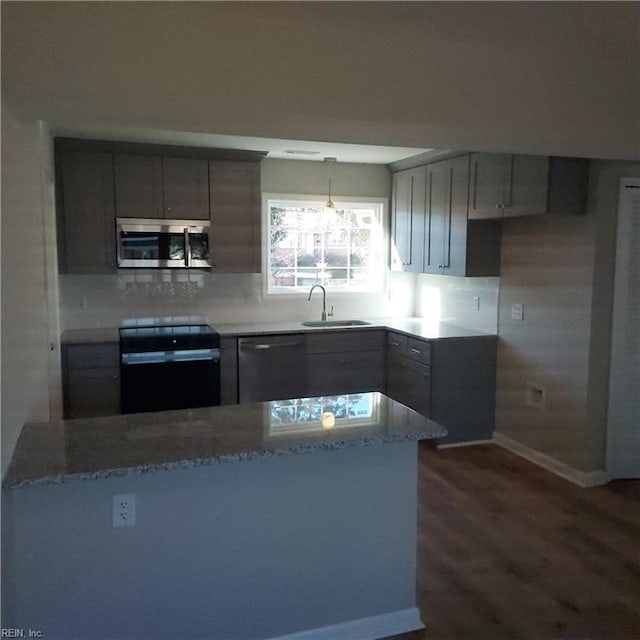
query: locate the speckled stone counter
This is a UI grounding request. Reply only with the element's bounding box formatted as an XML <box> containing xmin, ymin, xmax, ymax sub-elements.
<box><xmin>3</xmin><ymin>392</ymin><xmax>446</xmax><ymax>489</ymax></box>
<box><xmin>60</xmin><ymin>318</ymin><xmax>494</xmax><ymax>345</ymax></box>
<box><xmin>214</xmin><ymin>318</ymin><xmax>493</xmax><ymax>340</ymax></box>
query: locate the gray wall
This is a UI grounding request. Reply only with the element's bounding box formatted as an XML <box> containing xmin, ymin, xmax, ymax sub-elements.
<box><xmin>3</xmin><ymin>443</ymin><xmax>419</xmax><ymax>639</ymax></box>
<box><xmin>495</xmin><ymin>160</ymin><xmax>640</xmax><ymax>473</ymax></box>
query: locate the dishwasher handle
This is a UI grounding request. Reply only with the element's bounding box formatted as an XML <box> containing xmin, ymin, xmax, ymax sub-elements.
<box><xmin>239</xmin><ymin>340</ymin><xmax>304</xmax><ymax>350</ymax></box>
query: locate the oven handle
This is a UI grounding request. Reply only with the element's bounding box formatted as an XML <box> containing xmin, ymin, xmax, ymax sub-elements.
<box><xmin>121</xmin><ymin>348</ymin><xmax>220</xmax><ymax>365</ymax></box>
<box><xmin>184</xmin><ymin>228</ymin><xmax>191</xmax><ymax>267</ymax></box>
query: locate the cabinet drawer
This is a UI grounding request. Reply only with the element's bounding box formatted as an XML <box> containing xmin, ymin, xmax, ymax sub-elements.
<box><xmin>307</xmin><ymin>330</ymin><xmax>384</xmax><ymax>354</ymax></box>
<box><xmin>386</xmin><ymin>332</ymin><xmax>408</xmax><ymax>357</ymax></box>
<box><xmin>407</xmin><ymin>338</ymin><xmax>431</xmax><ymax>365</ymax></box>
<box><xmin>65</xmin><ymin>343</ymin><xmax>119</xmax><ymax>369</ymax></box>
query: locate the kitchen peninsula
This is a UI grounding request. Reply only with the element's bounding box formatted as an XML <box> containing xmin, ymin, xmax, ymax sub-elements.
<box><xmin>2</xmin><ymin>392</ymin><xmax>446</xmax><ymax>640</ymax></box>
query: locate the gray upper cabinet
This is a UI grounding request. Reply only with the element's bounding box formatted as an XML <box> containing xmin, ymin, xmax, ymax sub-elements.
<box><xmin>391</xmin><ymin>166</ymin><xmax>426</xmax><ymax>272</ymax></box>
<box><xmin>469</xmin><ymin>153</ymin><xmax>588</xmax><ymax>219</ymax></box>
<box><xmin>162</xmin><ymin>156</ymin><xmax>210</xmax><ymax>220</ymax></box>
<box><xmin>425</xmin><ymin>155</ymin><xmax>500</xmax><ymax>277</ymax></box>
<box><xmin>55</xmin><ymin>138</ymin><xmax>266</xmax><ymax>274</ymax></box>
<box><xmin>114</xmin><ymin>154</ymin><xmax>209</xmax><ymax>220</ymax></box>
<box><xmin>57</xmin><ymin>151</ymin><xmax>117</xmax><ymax>274</ymax></box>
<box><xmin>209</xmin><ymin>160</ymin><xmax>261</xmax><ymax>273</ymax></box>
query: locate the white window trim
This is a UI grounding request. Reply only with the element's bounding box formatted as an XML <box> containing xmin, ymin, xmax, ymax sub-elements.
<box><xmin>262</xmin><ymin>193</ymin><xmax>389</xmax><ymax>298</ymax></box>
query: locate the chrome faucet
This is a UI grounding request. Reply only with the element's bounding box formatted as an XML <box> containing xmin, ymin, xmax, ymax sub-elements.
<box><xmin>308</xmin><ymin>284</ymin><xmax>333</xmax><ymax>321</ymax></box>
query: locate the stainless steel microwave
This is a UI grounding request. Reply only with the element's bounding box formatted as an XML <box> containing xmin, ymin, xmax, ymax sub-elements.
<box><xmin>116</xmin><ymin>218</ymin><xmax>211</xmax><ymax>268</ymax></box>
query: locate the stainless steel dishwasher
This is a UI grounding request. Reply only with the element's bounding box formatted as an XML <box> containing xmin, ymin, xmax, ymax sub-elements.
<box><xmin>238</xmin><ymin>334</ymin><xmax>307</xmax><ymax>403</ymax></box>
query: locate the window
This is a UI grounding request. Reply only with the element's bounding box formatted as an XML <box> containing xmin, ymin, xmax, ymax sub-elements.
<box><xmin>265</xmin><ymin>196</ymin><xmax>385</xmax><ymax>294</ymax></box>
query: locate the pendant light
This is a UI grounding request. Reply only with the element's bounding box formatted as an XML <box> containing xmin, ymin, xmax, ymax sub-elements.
<box><xmin>324</xmin><ymin>157</ymin><xmax>337</xmax><ymax>213</ymax></box>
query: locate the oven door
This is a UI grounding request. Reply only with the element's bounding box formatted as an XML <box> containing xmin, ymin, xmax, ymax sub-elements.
<box><xmin>117</xmin><ymin>219</ymin><xmax>210</xmax><ymax>268</ymax></box>
<box><xmin>121</xmin><ymin>348</ymin><xmax>221</xmax><ymax>414</ymax></box>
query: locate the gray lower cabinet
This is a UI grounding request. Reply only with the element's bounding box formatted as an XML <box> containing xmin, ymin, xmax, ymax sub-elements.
<box><xmin>220</xmin><ymin>337</ymin><xmax>238</xmax><ymax>405</ymax></box>
<box><xmin>384</xmin><ymin>333</ymin><xmax>431</xmax><ymax>417</ymax></box>
<box><xmin>385</xmin><ymin>332</ymin><xmax>496</xmax><ymax>445</ymax></box>
<box><xmin>306</xmin><ymin>330</ymin><xmax>385</xmax><ymax>397</ymax></box>
<box><xmin>431</xmin><ymin>337</ymin><xmax>497</xmax><ymax>445</ymax></box>
<box><xmin>62</xmin><ymin>343</ymin><xmax>120</xmax><ymax>418</ymax></box>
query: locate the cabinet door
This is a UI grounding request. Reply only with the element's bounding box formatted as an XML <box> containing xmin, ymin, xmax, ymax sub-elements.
<box><xmin>504</xmin><ymin>155</ymin><xmax>549</xmax><ymax>217</ymax></box>
<box><xmin>391</xmin><ymin>167</ymin><xmax>425</xmax><ymax>272</ymax></box>
<box><xmin>162</xmin><ymin>156</ymin><xmax>210</xmax><ymax>220</ymax></box>
<box><xmin>220</xmin><ymin>337</ymin><xmax>238</xmax><ymax>405</ymax></box>
<box><xmin>425</xmin><ymin>160</ymin><xmax>447</xmax><ymax>273</ymax></box>
<box><xmin>210</xmin><ymin>160</ymin><xmax>261</xmax><ymax>272</ymax></box>
<box><xmin>431</xmin><ymin>337</ymin><xmax>497</xmax><ymax>445</ymax></box>
<box><xmin>65</xmin><ymin>367</ymin><xmax>120</xmax><ymax>419</ymax></box>
<box><xmin>469</xmin><ymin>153</ymin><xmax>508</xmax><ymax>219</ymax></box>
<box><xmin>308</xmin><ymin>351</ymin><xmax>383</xmax><ymax>396</ymax></box>
<box><xmin>385</xmin><ymin>353</ymin><xmax>410</xmax><ymax>406</ymax></box>
<box><xmin>443</xmin><ymin>155</ymin><xmax>471</xmax><ymax>276</ymax></box>
<box><xmin>114</xmin><ymin>154</ymin><xmax>163</xmax><ymax>219</ymax></box>
<box><xmin>404</xmin><ymin>359</ymin><xmax>431</xmax><ymax>417</ymax></box>
<box><xmin>57</xmin><ymin>151</ymin><xmax>117</xmax><ymax>273</ymax></box>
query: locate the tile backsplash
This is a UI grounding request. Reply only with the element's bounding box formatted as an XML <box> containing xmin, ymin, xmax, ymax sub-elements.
<box><xmin>59</xmin><ymin>270</ymin><xmax>498</xmax><ymax>332</ymax></box>
<box><xmin>58</xmin><ymin>270</ymin><xmax>417</xmax><ymax>329</ymax></box>
<box><xmin>414</xmin><ymin>274</ymin><xmax>500</xmax><ymax>334</ymax></box>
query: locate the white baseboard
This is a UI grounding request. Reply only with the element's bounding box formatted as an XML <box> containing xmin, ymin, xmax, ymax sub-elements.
<box><xmin>268</xmin><ymin>607</ymin><xmax>424</xmax><ymax>640</ymax></box>
<box><xmin>437</xmin><ymin>438</ymin><xmax>494</xmax><ymax>449</ymax></box>
<box><xmin>493</xmin><ymin>432</ymin><xmax>609</xmax><ymax>488</ymax></box>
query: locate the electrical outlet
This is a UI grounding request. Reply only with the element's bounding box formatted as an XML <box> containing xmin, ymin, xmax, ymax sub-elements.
<box><xmin>511</xmin><ymin>303</ymin><xmax>524</xmax><ymax>321</ymax></box>
<box><xmin>112</xmin><ymin>493</ymin><xmax>136</xmax><ymax>527</ymax></box>
<box><xmin>473</xmin><ymin>296</ymin><xmax>480</xmax><ymax>311</ymax></box>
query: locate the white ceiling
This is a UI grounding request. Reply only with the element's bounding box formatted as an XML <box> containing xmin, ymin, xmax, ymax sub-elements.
<box><xmin>53</xmin><ymin>125</ymin><xmax>432</xmax><ymax>165</ymax></box>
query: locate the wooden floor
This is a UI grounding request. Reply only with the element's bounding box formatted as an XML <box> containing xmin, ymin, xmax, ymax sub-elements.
<box><xmin>386</xmin><ymin>444</ymin><xmax>640</xmax><ymax>640</ymax></box>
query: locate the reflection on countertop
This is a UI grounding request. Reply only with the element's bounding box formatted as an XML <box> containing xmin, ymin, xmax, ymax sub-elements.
<box><xmin>3</xmin><ymin>392</ymin><xmax>446</xmax><ymax>489</ymax></box>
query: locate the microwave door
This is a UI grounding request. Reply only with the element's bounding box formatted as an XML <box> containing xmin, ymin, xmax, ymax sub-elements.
<box><xmin>187</xmin><ymin>229</ymin><xmax>211</xmax><ymax>268</ymax></box>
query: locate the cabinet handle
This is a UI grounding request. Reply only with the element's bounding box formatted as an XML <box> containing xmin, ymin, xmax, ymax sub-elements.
<box><xmin>410</xmin><ymin>348</ymin><xmax>422</xmax><ymax>355</ymax></box>
<box><xmin>391</xmin><ymin>341</ymin><xmax>400</xmax><ymax>347</ymax></box>
<box><xmin>167</xmin><ymin>207</ymin><xmax>173</xmax><ymax>213</ymax></box>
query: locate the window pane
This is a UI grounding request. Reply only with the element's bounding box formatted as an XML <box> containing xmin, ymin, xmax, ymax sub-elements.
<box><xmin>267</xmin><ymin>198</ymin><xmax>384</xmax><ymax>293</ymax></box>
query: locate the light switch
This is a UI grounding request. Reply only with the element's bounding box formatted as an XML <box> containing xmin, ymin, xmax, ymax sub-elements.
<box><xmin>473</xmin><ymin>296</ymin><xmax>480</xmax><ymax>311</ymax></box>
<box><xmin>511</xmin><ymin>303</ymin><xmax>524</xmax><ymax>321</ymax></box>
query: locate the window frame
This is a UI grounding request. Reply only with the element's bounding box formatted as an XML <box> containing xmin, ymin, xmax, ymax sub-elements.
<box><xmin>262</xmin><ymin>193</ymin><xmax>388</xmax><ymax>297</ymax></box>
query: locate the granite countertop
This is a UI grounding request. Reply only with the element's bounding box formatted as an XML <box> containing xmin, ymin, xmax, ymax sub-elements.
<box><xmin>61</xmin><ymin>318</ymin><xmax>494</xmax><ymax>345</ymax></box>
<box><xmin>3</xmin><ymin>392</ymin><xmax>447</xmax><ymax>489</ymax></box>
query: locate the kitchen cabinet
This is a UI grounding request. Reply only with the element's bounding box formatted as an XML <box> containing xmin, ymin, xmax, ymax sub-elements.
<box><xmin>114</xmin><ymin>154</ymin><xmax>209</xmax><ymax>220</ymax></box>
<box><xmin>390</xmin><ymin>166</ymin><xmax>426</xmax><ymax>272</ymax></box>
<box><xmin>238</xmin><ymin>334</ymin><xmax>308</xmax><ymax>403</ymax></box>
<box><xmin>306</xmin><ymin>330</ymin><xmax>384</xmax><ymax>396</ymax></box>
<box><xmin>56</xmin><ymin>151</ymin><xmax>117</xmax><ymax>274</ymax></box>
<box><xmin>384</xmin><ymin>332</ymin><xmax>497</xmax><ymax>445</ymax></box>
<box><xmin>209</xmin><ymin>160</ymin><xmax>261</xmax><ymax>273</ymax></box>
<box><xmin>55</xmin><ymin>138</ymin><xmax>265</xmax><ymax>274</ymax></box>
<box><xmin>220</xmin><ymin>337</ymin><xmax>238</xmax><ymax>405</ymax></box>
<box><xmin>424</xmin><ymin>155</ymin><xmax>501</xmax><ymax>277</ymax></box>
<box><xmin>430</xmin><ymin>337</ymin><xmax>497</xmax><ymax>445</ymax></box>
<box><xmin>384</xmin><ymin>332</ymin><xmax>431</xmax><ymax>417</ymax></box>
<box><xmin>62</xmin><ymin>343</ymin><xmax>120</xmax><ymax>418</ymax></box>
<box><xmin>423</xmin><ymin>155</ymin><xmax>500</xmax><ymax>276</ymax></box>
<box><xmin>469</xmin><ymin>153</ymin><xmax>588</xmax><ymax>219</ymax></box>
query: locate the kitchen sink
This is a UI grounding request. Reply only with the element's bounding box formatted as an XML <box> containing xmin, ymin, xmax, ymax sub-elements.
<box><xmin>301</xmin><ymin>320</ymin><xmax>371</xmax><ymax>327</ymax></box>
